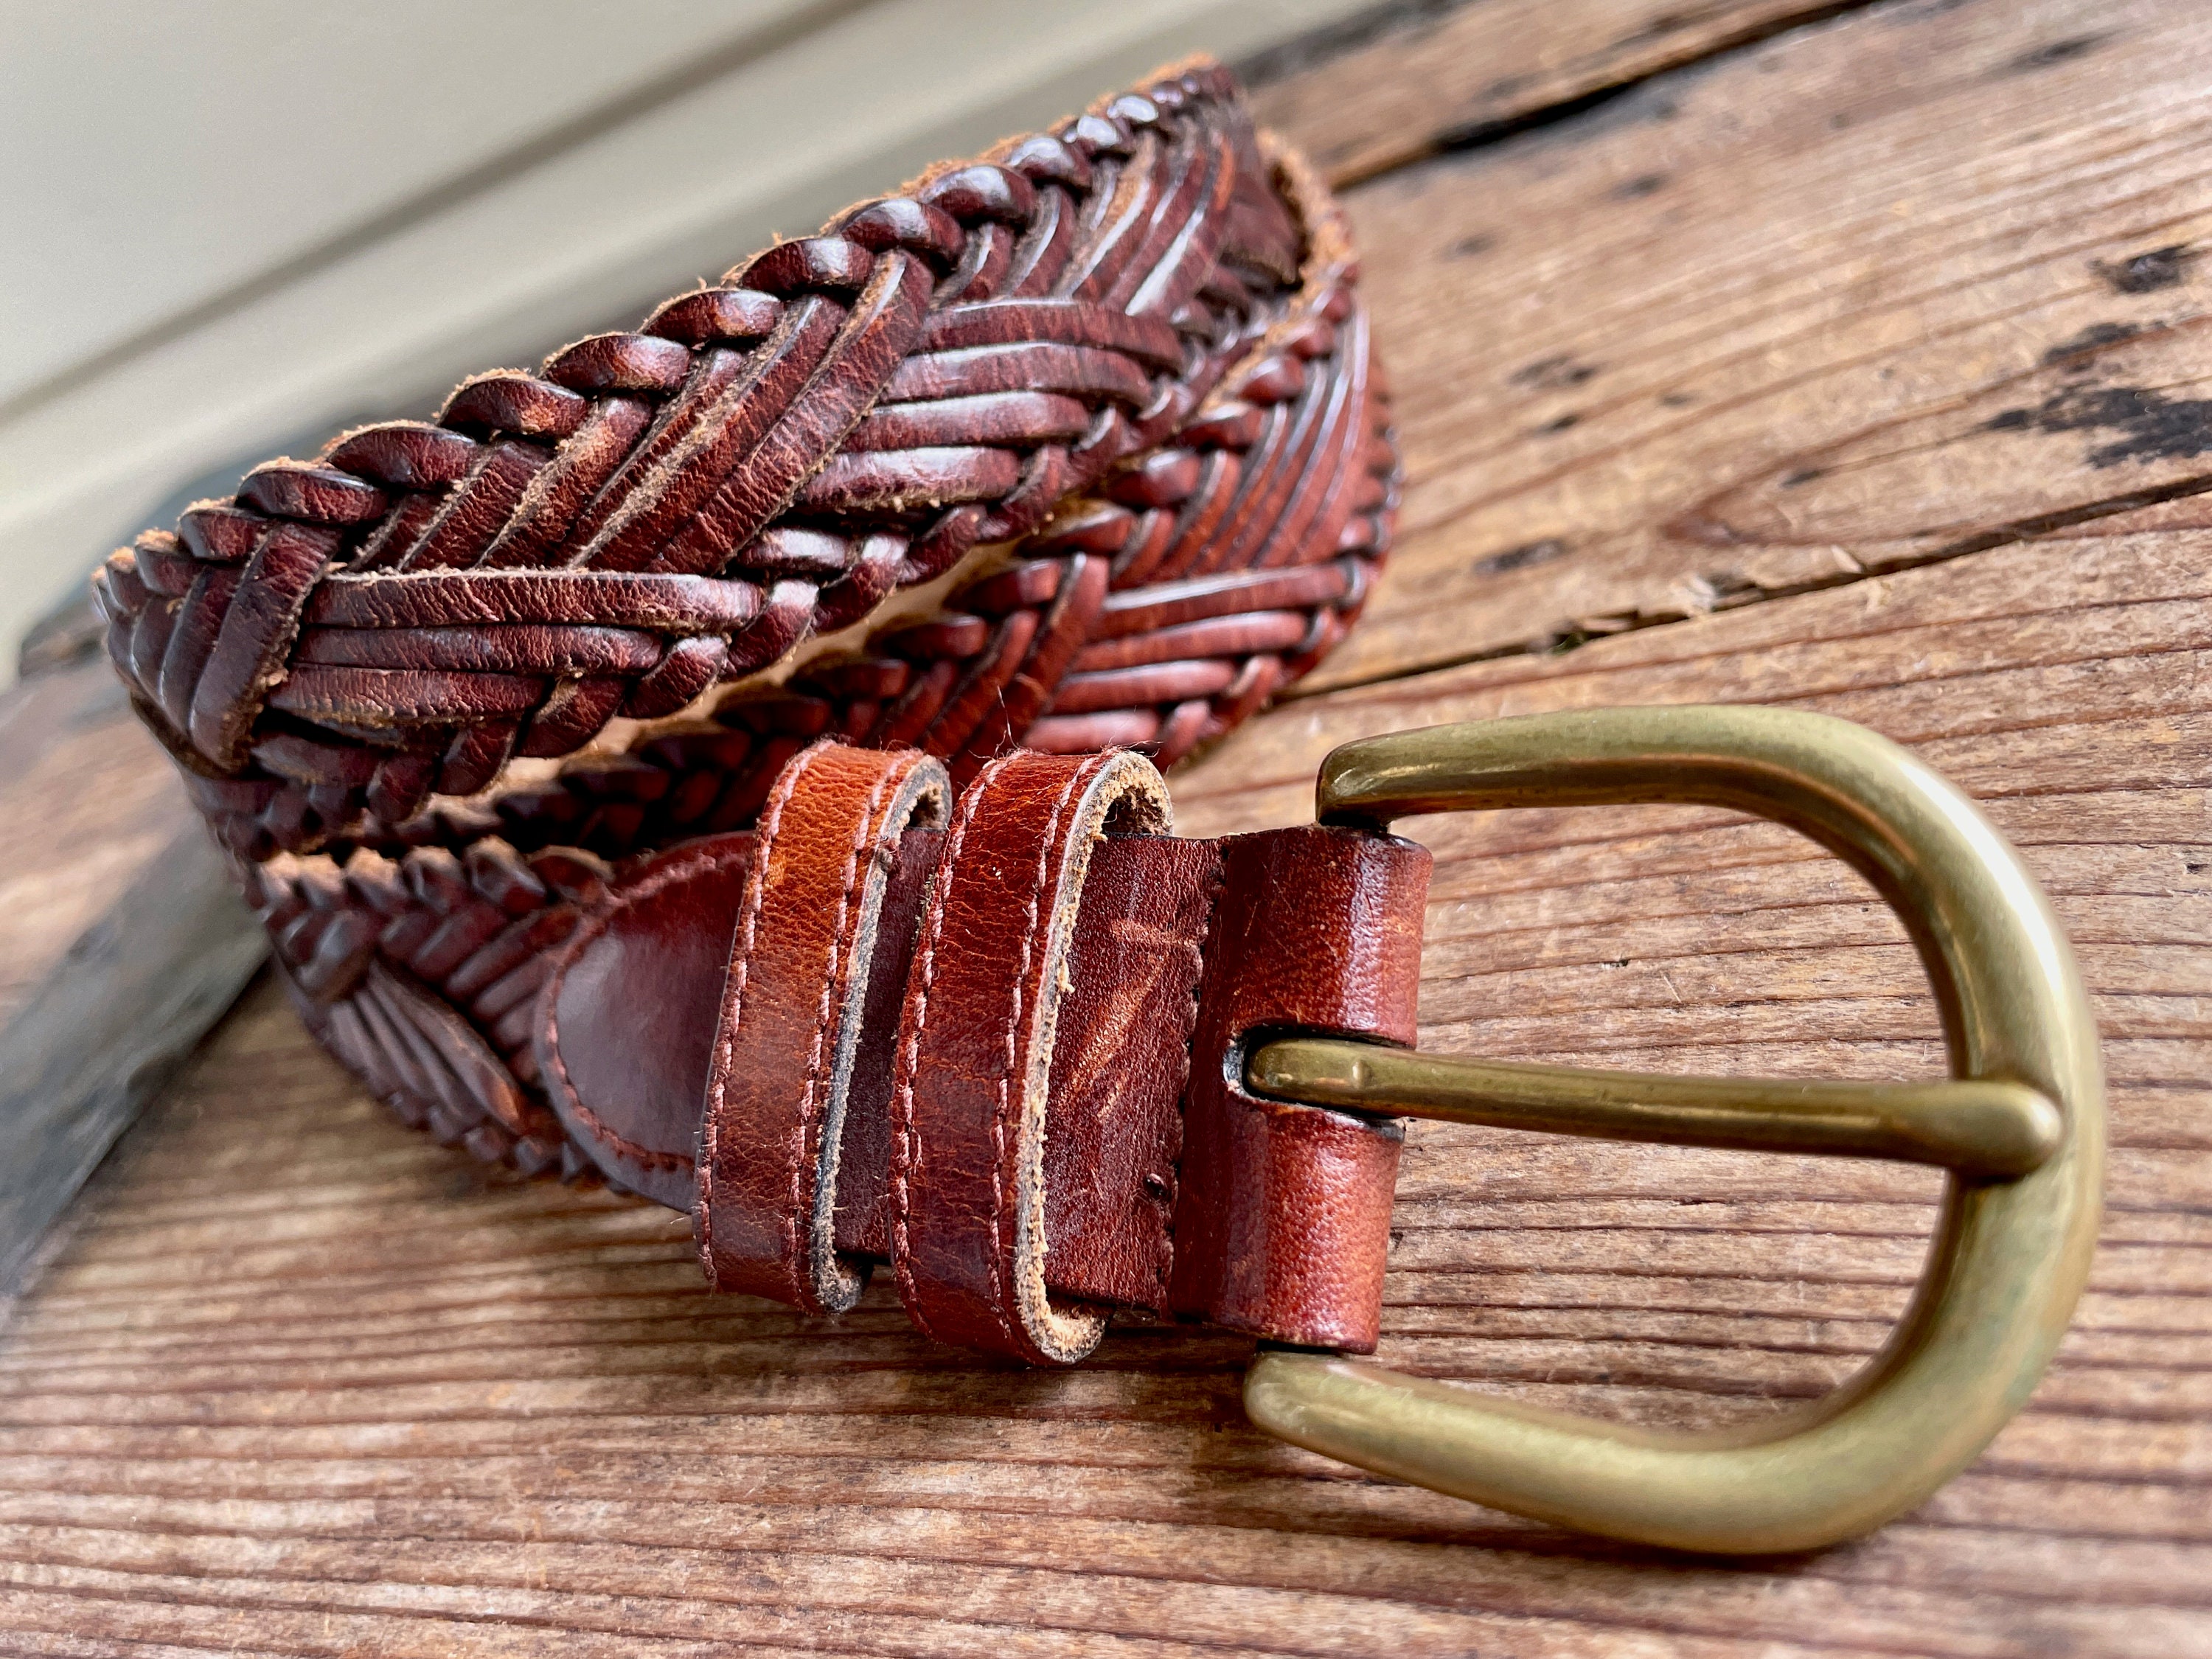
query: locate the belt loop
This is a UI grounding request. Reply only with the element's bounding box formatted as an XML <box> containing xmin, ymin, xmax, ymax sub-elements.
<box><xmin>1168</xmin><ymin>823</ymin><xmax>1430</xmax><ymax>1351</ymax></box>
<box><xmin>695</xmin><ymin>740</ymin><xmax>949</xmax><ymax>1313</ymax></box>
<box><xmin>888</xmin><ymin>748</ymin><xmax>1173</xmax><ymax>1365</ymax></box>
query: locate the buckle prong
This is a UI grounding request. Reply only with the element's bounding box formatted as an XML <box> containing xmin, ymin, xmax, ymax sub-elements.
<box><xmin>1248</xmin><ymin>1039</ymin><xmax>2062</xmax><ymax>1178</ymax></box>
<box><xmin>1243</xmin><ymin>706</ymin><xmax>2104</xmax><ymax>1555</ymax></box>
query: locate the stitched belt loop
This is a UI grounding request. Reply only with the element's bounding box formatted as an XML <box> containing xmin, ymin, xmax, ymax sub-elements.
<box><xmin>1168</xmin><ymin>824</ymin><xmax>1431</xmax><ymax>1351</ymax></box>
<box><xmin>888</xmin><ymin>749</ymin><xmax>1174</xmax><ymax>1364</ymax></box>
<box><xmin>697</xmin><ymin>741</ymin><xmax>950</xmax><ymax>1312</ymax></box>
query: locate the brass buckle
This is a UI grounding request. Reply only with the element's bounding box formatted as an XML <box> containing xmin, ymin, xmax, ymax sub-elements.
<box><xmin>1243</xmin><ymin>706</ymin><xmax>2104</xmax><ymax>1554</ymax></box>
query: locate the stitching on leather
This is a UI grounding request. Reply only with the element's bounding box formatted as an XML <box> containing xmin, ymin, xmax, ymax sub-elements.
<box><xmin>989</xmin><ymin>756</ymin><xmax>1092</xmax><ymax>1352</ymax></box>
<box><xmin>1158</xmin><ymin>849</ymin><xmax>1225</xmax><ymax>1293</ymax></box>
<box><xmin>890</xmin><ymin>751</ymin><xmax>1012</xmax><ymax>1343</ymax></box>
<box><xmin>555</xmin><ymin>1093</ymin><xmax>692</xmax><ymax>1174</ymax></box>
<box><xmin>787</xmin><ymin>751</ymin><xmax>906</xmax><ymax>1301</ymax></box>
<box><xmin>540</xmin><ymin>840</ymin><xmax>750</xmax><ymax>1178</ymax></box>
<box><xmin>700</xmin><ymin>745</ymin><xmax>815</xmax><ymax>1284</ymax></box>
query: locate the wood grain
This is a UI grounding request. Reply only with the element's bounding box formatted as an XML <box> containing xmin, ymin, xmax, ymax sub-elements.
<box><xmin>0</xmin><ymin>524</ymin><xmax>2202</xmax><ymax>1655</ymax></box>
<box><xmin>1308</xmin><ymin>0</ymin><xmax>2212</xmax><ymax>689</ymax></box>
<box><xmin>1250</xmin><ymin>0</ymin><xmax>1858</xmax><ymax>186</ymax></box>
<box><xmin>0</xmin><ymin>660</ymin><xmax>265</xmax><ymax>1292</ymax></box>
<box><xmin>0</xmin><ymin>819</ymin><xmax>264</xmax><ymax>1294</ymax></box>
<box><xmin>5</xmin><ymin>0</ymin><xmax>2211</xmax><ymax>1651</ymax></box>
<box><xmin>0</xmin><ymin>663</ymin><xmax>192</xmax><ymax>1031</ymax></box>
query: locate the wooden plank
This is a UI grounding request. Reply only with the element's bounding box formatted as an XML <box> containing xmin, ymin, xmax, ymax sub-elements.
<box><xmin>0</xmin><ymin>661</ymin><xmax>265</xmax><ymax>1292</ymax></box>
<box><xmin>0</xmin><ymin>826</ymin><xmax>265</xmax><ymax>1295</ymax></box>
<box><xmin>4</xmin><ymin>0</ymin><xmax>2208</xmax><ymax>1646</ymax></box>
<box><xmin>1249</xmin><ymin>0</ymin><xmax>1858</xmax><ymax>185</ymax></box>
<box><xmin>1305</xmin><ymin>0</ymin><xmax>2212</xmax><ymax>689</ymax></box>
<box><xmin>0</xmin><ymin>662</ymin><xmax>198</xmax><ymax>1030</ymax></box>
<box><xmin>0</xmin><ymin>524</ymin><xmax>2201</xmax><ymax>1654</ymax></box>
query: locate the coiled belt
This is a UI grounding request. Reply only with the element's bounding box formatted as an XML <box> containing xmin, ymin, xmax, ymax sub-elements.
<box><xmin>95</xmin><ymin>58</ymin><xmax>1399</xmax><ymax>1203</ymax></box>
<box><xmin>94</xmin><ymin>59</ymin><xmax>2102</xmax><ymax>1556</ymax></box>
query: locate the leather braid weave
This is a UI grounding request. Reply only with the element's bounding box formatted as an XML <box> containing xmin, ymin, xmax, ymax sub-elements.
<box><xmin>100</xmin><ymin>61</ymin><xmax>1398</xmax><ymax>1184</ymax></box>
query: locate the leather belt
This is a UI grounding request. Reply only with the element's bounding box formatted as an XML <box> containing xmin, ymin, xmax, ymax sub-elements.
<box><xmin>92</xmin><ymin>59</ymin><xmax>1402</xmax><ymax>1230</ymax></box>
<box><xmin>91</xmin><ymin>56</ymin><xmax>2106</xmax><ymax>1554</ymax></box>
<box><xmin>536</xmin><ymin>739</ymin><xmax>1426</xmax><ymax>1362</ymax></box>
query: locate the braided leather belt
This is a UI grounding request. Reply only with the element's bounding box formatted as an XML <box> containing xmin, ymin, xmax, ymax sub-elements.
<box><xmin>96</xmin><ymin>59</ymin><xmax>1389</xmax><ymax>1174</ymax></box>
<box><xmin>94</xmin><ymin>61</ymin><xmax>2103</xmax><ymax>1554</ymax></box>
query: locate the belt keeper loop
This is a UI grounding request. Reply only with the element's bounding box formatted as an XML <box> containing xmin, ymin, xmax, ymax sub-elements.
<box><xmin>1167</xmin><ymin>823</ymin><xmax>1431</xmax><ymax>1351</ymax></box>
<box><xmin>695</xmin><ymin>741</ymin><xmax>950</xmax><ymax>1314</ymax></box>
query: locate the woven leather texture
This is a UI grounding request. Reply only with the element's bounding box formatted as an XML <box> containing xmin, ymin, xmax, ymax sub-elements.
<box><xmin>98</xmin><ymin>60</ymin><xmax>1399</xmax><ymax>1184</ymax></box>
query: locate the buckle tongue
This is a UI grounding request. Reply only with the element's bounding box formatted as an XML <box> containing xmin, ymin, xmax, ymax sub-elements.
<box><xmin>1242</xmin><ymin>706</ymin><xmax>2104</xmax><ymax>1554</ymax></box>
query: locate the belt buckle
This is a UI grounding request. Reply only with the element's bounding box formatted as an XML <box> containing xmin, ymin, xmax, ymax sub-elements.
<box><xmin>1243</xmin><ymin>706</ymin><xmax>2105</xmax><ymax>1554</ymax></box>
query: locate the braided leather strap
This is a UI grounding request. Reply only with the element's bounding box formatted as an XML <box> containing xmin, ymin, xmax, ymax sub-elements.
<box><xmin>99</xmin><ymin>60</ymin><xmax>1397</xmax><ymax>1186</ymax></box>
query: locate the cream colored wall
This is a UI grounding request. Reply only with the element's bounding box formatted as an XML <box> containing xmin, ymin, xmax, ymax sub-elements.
<box><xmin>0</xmin><ymin>0</ymin><xmax>1377</xmax><ymax>681</ymax></box>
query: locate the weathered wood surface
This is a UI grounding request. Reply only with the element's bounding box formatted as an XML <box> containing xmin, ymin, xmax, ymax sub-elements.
<box><xmin>2</xmin><ymin>527</ymin><xmax>2201</xmax><ymax>1657</ymax></box>
<box><xmin>3</xmin><ymin>0</ymin><xmax>2209</xmax><ymax>1652</ymax></box>
<box><xmin>0</xmin><ymin>821</ymin><xmax>263</xmax><ymax>1295</ymax></box>
<box><xmin>0</xmin><ymin>662</ymin><xmax>192</xmax><ymax>1032</ymax></box>
<box><xmin>0</xmin><ymin>660</ymin><xmax>265</xmax><ymax>1293</ymax></box>
<box><xmin>1250</xmin><ymin>0</ymin><xmax>1857</xmax><ymax>184</ymax></box>
<box><xmin>1304</xmin><ymin>0</ymin><xmax>2212</xmax><ymax>691</ymax></box>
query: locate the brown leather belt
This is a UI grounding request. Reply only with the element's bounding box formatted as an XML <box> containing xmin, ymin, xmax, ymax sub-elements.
<box><xmin>93</xmin><ymin>61</ymin><xmax>1413</xmax><ymax>1360</ymax></box>
<box><xmin>551</xmin><ymin>739</ymin><xmax>1424</xmax><ymax>1362</ymax></box>
<box><xmin>91</xmin><ymin>57</ymin><xmax>2110</xmax><ymax>1554</ymax></box>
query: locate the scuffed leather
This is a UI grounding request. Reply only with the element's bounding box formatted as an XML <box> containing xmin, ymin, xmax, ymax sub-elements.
<box><xmin>696</xmin><ymin>745</ymin><xmax>947</xmax><ymax>1312</ymax></box>
<box><xmin>887</xmin><ymin>749</ymin><xmax>1174</xmax><ymax>1364</ymax></box>
<box><xmin>1035</xmin><ymin>832</ymin><xmax>1217</xmax><ymax>1312</ymax></box>
<box><xmin>534</xmin><ymin>833</ymin><xmax>755</xmax><ymax>1208</ymax></box>
<box><xmin>529</xmin><ymin>740</ymin><xmax>1430</xmax><ymax>1366</ymax></box>
<box><xmin>1167</xmin><ymin>825</ymin><xmax>1431</xmax><ymax>1352</ymax></box>
<box><xmin>831</xmin><ymin>827</ymin><xmax>945</xmax><ymax>1260</ymax></box>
